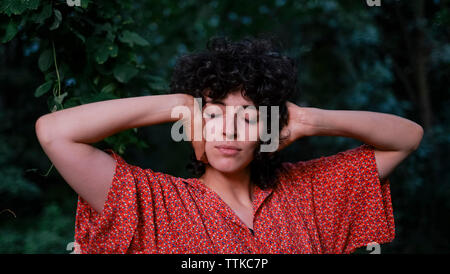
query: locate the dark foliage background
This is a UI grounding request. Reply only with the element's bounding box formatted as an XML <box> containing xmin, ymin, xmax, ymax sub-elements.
<box><xmin>0</xmin><ymin>0</ymin><xmax>449</xmax><ymax>253</ymax></box>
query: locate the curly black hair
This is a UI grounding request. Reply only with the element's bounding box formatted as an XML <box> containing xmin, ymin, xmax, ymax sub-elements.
<box><xmin>169</xmin><ymin>35</ymin><xmax>299</xmax><ymax>190</ymax></box>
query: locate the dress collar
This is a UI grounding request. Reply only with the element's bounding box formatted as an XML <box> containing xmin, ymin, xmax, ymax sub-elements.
<box><xmin>181</xmin><ymin>177</ymin><xmax>275</xmax><ymax>215</ymax></box>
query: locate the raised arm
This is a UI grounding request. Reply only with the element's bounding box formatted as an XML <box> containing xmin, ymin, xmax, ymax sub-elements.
<box><xmin>280</xmin><ymin>102</ymin><xmax>424</xmax><ymax>182</ymax></box>
<box><xmin>35</xmin><ymin>93</ymin><xmax>192</xmax><ymax>213</ymax></box>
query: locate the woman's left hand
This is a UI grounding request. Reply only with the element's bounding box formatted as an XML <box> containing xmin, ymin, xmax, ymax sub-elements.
<box><xmin>277</xmin><ymin>102</ymin><xmax>318</xmax><ymax>151</ymax></box>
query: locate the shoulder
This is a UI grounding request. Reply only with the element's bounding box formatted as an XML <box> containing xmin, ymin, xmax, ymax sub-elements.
<box><xmin>277</xmin><ymin>144</ymin><xmax>375</xmax><ymax>187</ymax></box>
<box><xmin>104</xmin><ymin>148</ymin><xmax>193</xmax><ymax>189</ymax></box>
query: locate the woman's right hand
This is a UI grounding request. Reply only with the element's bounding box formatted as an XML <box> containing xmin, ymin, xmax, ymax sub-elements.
<box><xmin>183</xmin><ymin>95</ymin><xmax>209</xmax><ymax>164</ymax></box>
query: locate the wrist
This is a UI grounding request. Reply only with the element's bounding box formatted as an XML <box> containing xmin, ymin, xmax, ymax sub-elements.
<box><xmin>293</xmin><ymin>106</ymin><xmax>323</xmax><ymax>138</ymax></box>
<box><xmin>159</xmin><ymin>93</ymin><xmax>193</xmax><ymax>123</ymax></box>
<box><xmin>177</xmin><ymin>93</ymin><xmax>194</xmax><ymax>109</ymax></box>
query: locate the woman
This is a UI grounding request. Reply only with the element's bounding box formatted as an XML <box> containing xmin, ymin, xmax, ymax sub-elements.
<box><xmin>35</xmin><ymin>36</ymin><xmax>423</xmax><ymax>254</ymax></box>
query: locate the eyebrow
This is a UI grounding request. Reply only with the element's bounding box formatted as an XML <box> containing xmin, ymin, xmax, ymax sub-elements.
<box><xmin>205</xmin><ymin>99</ymin><xmax>255</xmax><ymax>109</ymax></box>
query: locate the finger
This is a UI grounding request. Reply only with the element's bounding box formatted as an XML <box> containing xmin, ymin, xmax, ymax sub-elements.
<box><xmin>192</xmin><ymin>98</ymin><xmax>208</xmax><ymax>164</ymax></box>
<box><xmin>192</xmin><ymin>140</ymin><xmax>206</xmax><ymax>160</ymax></box>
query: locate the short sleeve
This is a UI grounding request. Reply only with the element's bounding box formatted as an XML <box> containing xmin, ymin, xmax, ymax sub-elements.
<box><xmin>74</xmin><ymin>148</ymin><xmax>155</xmax><ymax>254</ymax></box>
<box><xmin>284</xmin><ymin>144</ymin><xmax>395</xmax><ymax>254</ymax></box>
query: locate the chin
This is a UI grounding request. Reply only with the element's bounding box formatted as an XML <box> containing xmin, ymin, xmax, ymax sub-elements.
<box><xmin>208</xmin><ymin>158</ymin><xmax>247</xmax><ymax>174</ymax></box>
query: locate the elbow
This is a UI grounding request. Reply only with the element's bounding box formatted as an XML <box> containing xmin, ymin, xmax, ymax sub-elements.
<box><xmin>35</xmin><ymin>115</ymin><xmax>55</xmax><ymax>146</ymax></box>
<box><xmin>410</xmin><ymin>124</ymin><xmax>424</xmax><ymax>151</ymax></box>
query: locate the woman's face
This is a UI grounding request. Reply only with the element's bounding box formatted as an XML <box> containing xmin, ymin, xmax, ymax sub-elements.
<box><xmin>202</xmin><ymin>90</ymin><xmax>262</xmax><ymax>174</ymax></box>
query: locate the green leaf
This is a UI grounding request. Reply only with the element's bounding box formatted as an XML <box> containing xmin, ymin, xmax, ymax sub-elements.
<box><xmin>100</xmin><ymin>83</ymin><xmax>116</xmax><ymax>93</ymax></box>
<box><xmin>147</xmin><ymin>75</ymin><xmax>168</xmax><ymax>91</ymax></box>
<box><xmin>38</xmin><ymin>50</ymin><xmax>52</xmax><ymax>72</ymax></box>
<box><xmin>0</xmin><ymin>0</ymin><xmax>39</xmax><ymax>16</ymax></box>
<box><xmin>31</xmin><ymin>3</ymin><xmax>52</xmax><ymax>24</ymax></box>
<box><xmin>34</xmin><ymin>81</ymin><xmax>53</xmax><ymax>97</ymax></box>
<box><xmin>1</xmin><ymin>20</ymin><xmax>19</xmax><ymax>43</ymax></box>
<box><xmin>54</xmin><ymin>92</ymin><xmax>68</xmax><ymax>105</ymax></box>
<box><xmin>63</xmin><ymin>96</ymin><xmax>81</xmax><ymax>109</ymax></box>
<box><xmin>97</xmin><ymin>23</ymin><xmax>115</xmax><ymax>41</ymax></box>
<box><xmin>45</xmin><ymin>72</ymin><xmax>56</xmax><ymax>81</ymax></box>
<box><xmin>113</xmin><ymin>64</ymin><xmax>139</xmax><ymax>83</ymax></box>
<box><xmin>0</xmin><ymin>166</ymin><xmax>41</xmax><ymax>198</ymax></box>
<box><xmin>109</xmin><ymin>45</ymin><xmax>118</xmax><ymax>57</ymax></box>
<box><xmin>79</xmin><ymin>92</ymin><xmax>119</xmax><ymax>104</ymax></box>
<box><xmin>81</xmin><ymin>0</ymin><xmax>90</xmax><ymax>9</ymax></box>
<box><xmin>68</xmin><ymin>26</ymin><xmax>85</xmax><ymax>42</ymax></box>
<box><xmin>94</xmin><ymin>42</ymin><xmax>118</xmax><ymax>64</ymax></box>
<box><xmin>57</xmin><ymin>62</ymin><xmax>69</xmax><ymax>81</ymax></box>
<box><xmin>119</xmin><ymin>30</ymin><xmax>149</xmax><ymax>47</ymax></box>
<box><xmin>49</xmin><ymin>9</ymin><xmax>62</xmax><ymax>31</ymax></box>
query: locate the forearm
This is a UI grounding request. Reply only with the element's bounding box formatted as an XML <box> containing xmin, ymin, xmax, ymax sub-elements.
<box><xmin>36</xmin><ymin>93</ymin><xmax>191</xmax><ymax>144</ymax></box>
<box><xmin>301</xmin><ymin>107</ymin><xmax>424</xmax><ymax>151</ymax></box>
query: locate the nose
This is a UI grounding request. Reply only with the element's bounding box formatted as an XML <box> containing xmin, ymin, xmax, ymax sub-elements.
<box><xmin>223</xmin><ymin>111</ymin><xmax>238</xmax><ymax>140</ymax></box>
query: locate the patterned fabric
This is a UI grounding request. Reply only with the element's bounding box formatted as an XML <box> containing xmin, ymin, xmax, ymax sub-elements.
<box><xmin>74</xmin><ymin>144</ymin><xmax>395</xmax><ymax>254</ymax></box>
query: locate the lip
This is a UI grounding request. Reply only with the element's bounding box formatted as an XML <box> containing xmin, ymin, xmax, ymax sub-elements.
<box><xmin>215</xmin><ymin>145</ymin><xmax>242</xmax><ymax>156</ymax></box>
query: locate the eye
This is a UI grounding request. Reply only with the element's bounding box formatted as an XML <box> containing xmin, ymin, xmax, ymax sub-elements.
<box><xmin>242</xmin><ymin>113</ymin><xmax>257</xmax><ymax>124</ymax></box>
<box><xmin>204</xmin><ymin>104</ymin><xmax>223</xmax><ymax>119</ymax></box>
<box><xmin>206</xmin><ymin>112</ymin><xmax>221</xmax><ymax>118</ymax></box>
<box><xmin>237</xmin><ymin>106</ymin><xmax>258</xmax><ymax>124</ymax></box>
<box><xmin>245</xmin><ymin>118</ymin><xmax>257</xmax><ymax>124</ymax></box>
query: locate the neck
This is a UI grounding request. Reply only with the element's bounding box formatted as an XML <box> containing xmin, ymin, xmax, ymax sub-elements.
<box><xmin>199</xmin><ymin>165</ymin><xmax>253</xmax><ymax>206</ymax></box>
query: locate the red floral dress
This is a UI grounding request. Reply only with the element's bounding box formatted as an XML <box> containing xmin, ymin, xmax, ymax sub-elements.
<box><xmin>74</xmin><ymin>144</ymin><xmax>395</xmax><ymax>254</ymax></box>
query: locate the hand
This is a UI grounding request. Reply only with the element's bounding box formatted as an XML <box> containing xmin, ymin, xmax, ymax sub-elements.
<box><xmin>277</xmin><ymin>102</ymin><xmax>317</xmax><ymax>151</ymax></box>
<box><xmin>183</xmin><ymin>95</ymin><xmax>209</xmax><ymax>164</ymax></box>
